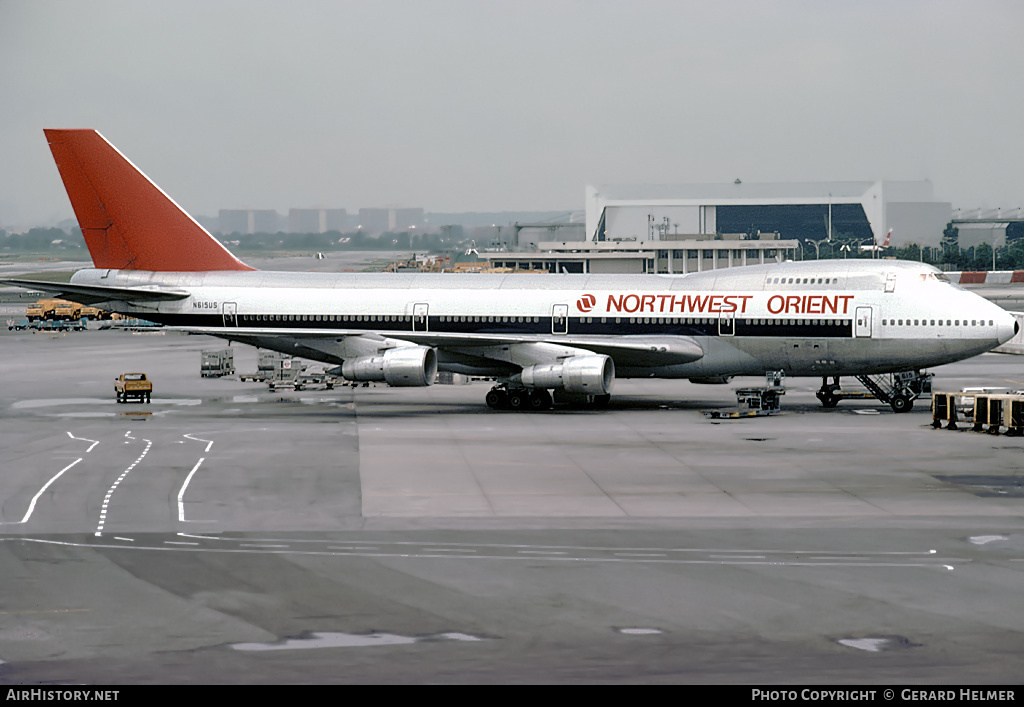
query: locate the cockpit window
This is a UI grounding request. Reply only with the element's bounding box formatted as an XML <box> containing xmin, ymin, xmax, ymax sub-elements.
<box><xmin>917</xmin><ymin>272</ymin><xmax>952</xmax><ymax>283</ymax></box>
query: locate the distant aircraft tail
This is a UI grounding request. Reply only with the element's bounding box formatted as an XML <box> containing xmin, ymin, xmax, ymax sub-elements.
<box><xmin>44</xmin><ymin>129</ymin><xmax>254</xmax><ymax>271</ymax></box>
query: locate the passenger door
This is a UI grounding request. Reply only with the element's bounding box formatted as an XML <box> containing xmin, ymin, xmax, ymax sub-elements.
<box><xmin>552</xmin><ymin>304</ymin><xmax>568</xmax><ymax>335</ymax></box>
<box><xmin>222</xmin><ymin>301</ymin><xmax>237</xmax><ymax>327</ymax></box>
<box><xmin>855</xmin><ymin>306</ymin><xmax>873</xmax><ymax>338</ymax></box>
<box><xmin>412</xmin><ymin>302</ymin><xmax>429</xmax><ymax>332</ymax></box>
<box><xmin>718</xmin><ymin>311</ymin><xmax>735</xmax><ymax>337</ymax></box>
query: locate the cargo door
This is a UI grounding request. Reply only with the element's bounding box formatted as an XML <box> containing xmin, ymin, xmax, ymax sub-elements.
<box><xmin>786</xmin><ymin>339</ymin><xmax>830</xmax><ymax>372</ymax></box>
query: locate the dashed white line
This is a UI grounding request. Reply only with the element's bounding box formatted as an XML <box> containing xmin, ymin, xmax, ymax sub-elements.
<box><xmin>164</xmin><ymin>541</ymin><xmax>199</xmax><ymax>546</ymax></box>
<box><xmin>95</xmin><ymin>439</ymin><xmax>151</xmax><ymax>537</ymax></box>
<box><xmin>239</xmin><ymin>544</ymin><xmax>289</xmax><ymax>549</ymax></box>
<box><xmin>614</xmin><ymin>552</ymin><xmax>668</xmax><ymax>558</ymax></box>
<box><xmin>421</xmin><ymin>548</ymin><xmax>479</xmax><ymax>553</ymax></box>
<box><xmin>517</xmin><ymin>550</ymin><xmax>567</xmax><ymax>555</ymax></box>
<box><xmin>710</xmin><ymin>554</ymin><xmax>767</xmax><ymax>560</ymax></box>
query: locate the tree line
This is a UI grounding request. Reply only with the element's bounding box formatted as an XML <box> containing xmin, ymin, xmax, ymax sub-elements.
<box><xmin>800</xmin><ymin>222</ymin><xmax>1024</xmax><ymax>271</ymax></box>
<box><xmin>0</xmin><ymin>226</ymin><xmax>476</xmax><ymax>254</ymax></box>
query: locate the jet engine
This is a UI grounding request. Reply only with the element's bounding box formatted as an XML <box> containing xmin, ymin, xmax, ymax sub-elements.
<box><xmin>341</xmin><ymin>346</ymin><xmax>437</xmax><ymax>387</ymax></box>
<box><xmin>520</xmin><ymin>354</ymin><xmax>614</xmax><ymax>395</ymax></box>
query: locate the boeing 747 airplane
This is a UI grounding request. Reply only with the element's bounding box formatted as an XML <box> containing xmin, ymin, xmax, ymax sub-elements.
<box><xmin>4</xmin><ymin>130</ymin><xmax>1016</xmax><ymax>412</ymax></box>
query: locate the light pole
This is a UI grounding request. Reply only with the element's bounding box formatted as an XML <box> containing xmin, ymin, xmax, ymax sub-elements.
<box><xmin>839</xmin><ymin>244</ymin><xmax>851</xmax><ymax>259</ymax></box>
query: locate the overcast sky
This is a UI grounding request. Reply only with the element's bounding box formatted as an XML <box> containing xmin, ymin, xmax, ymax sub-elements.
<box><xmin>1</xmin><ymin>0</ymin><xmax>1022</xmax><ymax>228</ymax></box>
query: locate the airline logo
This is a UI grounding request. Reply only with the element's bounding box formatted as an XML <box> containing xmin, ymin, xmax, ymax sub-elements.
<box><xmin>578</xmin><ymin>293</ymin><xmax>855</xmax><ymax>316</ymax></box>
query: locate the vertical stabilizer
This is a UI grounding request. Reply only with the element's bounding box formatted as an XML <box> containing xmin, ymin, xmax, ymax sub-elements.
<box><xmin>44</xmin><ymin>129</ymin><xmax>254</xmax><ymax>271</ymax></box>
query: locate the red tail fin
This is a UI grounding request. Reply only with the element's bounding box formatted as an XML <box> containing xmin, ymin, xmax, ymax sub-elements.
<box><xmin>44</xmin><ymin>129</ymin><xmax>254</xmax><ymax>272</ymax></box>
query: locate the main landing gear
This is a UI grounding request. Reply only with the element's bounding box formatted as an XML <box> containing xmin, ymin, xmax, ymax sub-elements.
<box><xmin>816</xmin><ymin>376</ymin><xmax>842</xmax><ymax>409</ymax></box>
<box><xmin>485</xmin><ymin>385</ymin><xmax>552</xmax><ymax>411</ymax></box>
<box><xmin>484</xmin><ymin>384</ymin><xmax>610</xmax><ymax>412</ymax></box>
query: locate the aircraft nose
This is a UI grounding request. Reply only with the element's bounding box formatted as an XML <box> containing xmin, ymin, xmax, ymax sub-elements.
<box><xmin>997</xmin><ymin>309</ymin><xmax>1020</xmax><ymax>345</ymax></box>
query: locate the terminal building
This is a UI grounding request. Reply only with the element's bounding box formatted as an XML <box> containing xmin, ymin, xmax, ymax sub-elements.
<box><xmin>479</xmin><ymin>180</ymin><xmax>951</xmax><ymax>274</ymax></box>
<box><xmin>586</xmin><ymin>180</ymin><xmax>951</xmax><ymax>248</ymax></box>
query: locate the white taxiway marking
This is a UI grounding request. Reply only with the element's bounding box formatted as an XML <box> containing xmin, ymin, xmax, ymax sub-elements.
<box><xmin>239</xmin><ymin>544</ymin><xmax>289</xmax><ymax>548</ymax></box>
<box><xmin>614</xmin><ymin>552</ymin><xmax>668</xmax><ymax>558</ymax></box>
<box><xmin>839</xmin><ymin>638</ymin><xmax>889</xmax><ymax>652</ymax></box>
<box><xmin>95</xmin><ymin>439</ymin><xmax>151</xmax><ymax>537</ymax></box>
<box><xmin>17</xmin><ymin>537</ymin><xmax>968</xmax><ymax>569</ymax></box>
<box><xmin>2</xmin><ymin>458</ymin><xmax>82</xmax><ymax>524</ymax></box>
<box><xmin>618</xmin><ymin>628</ymin><xmax>663</xmax><ymax>635</ymax></box>
<box><xmin>177</xmin><ymin>457</ymin><xmax>205</xmax><ymax>522</ymax></box>
<box><xmin>184</xmin><ymin>434</ymin><xmax>214</xmax><ymax>453</ymax></box>
<box><xmin>231</xmin><ymin>631</ymin><xmax>484</xmax><ymax>652</ymax></box>
<box><xmin>164</xmin><ymin>541</ymin><xmax>199</xmax><ymax>546</ymax></box>
<box><xmin>969</xmin><ymin>535</ymin><xmax>1007</xmax><ymax>545</ymax></box>
<box><xmin>65</xmin><ymin>431</ymin><xmax>99</xmax><ymax>453</ymax></box>
<box><xmin>710</xmin><ymin>554</ymin><xmax>767</xmax><ymax>560</ymax></box>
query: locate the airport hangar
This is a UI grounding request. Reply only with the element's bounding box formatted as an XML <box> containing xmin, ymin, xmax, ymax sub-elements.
<box><xmin>487</xmin><ymin>180</ymin><xmax>952</xmax><ymax>275</ymax></box>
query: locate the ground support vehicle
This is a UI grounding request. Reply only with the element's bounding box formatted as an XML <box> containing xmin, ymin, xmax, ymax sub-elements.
<box><xmin>815</xmin><ymin>371</ymin><xmax>933</xmax><ymax>413</ymax></box>
<box><xmin>115</xmin><ymin>373</ymin><xmax>152</xmax><ymax>403</ymax></box>
<box><xmin>201</xmin><ymin>348</ymin><xmax>235</xmax><ymax>377</ymax></box>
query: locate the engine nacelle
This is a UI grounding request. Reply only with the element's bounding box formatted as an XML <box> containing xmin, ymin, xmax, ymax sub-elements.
<box><xmin>341</xmin><ymin>346</ymin><xmax>437</xmax><ymax>387</ymax></box>
<box><xmin>520</xmin><ymin>354</ymin><xmax>614</xmax><ymax>395</ymax></box>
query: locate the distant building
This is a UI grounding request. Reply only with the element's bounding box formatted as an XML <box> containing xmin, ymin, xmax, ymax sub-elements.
<box><xmin>484</xmin><ymin>234</ymin><xmax>797</xmax><ymax>274</ymax></box>
<box><xmin>358</xmin><ymin>207</ymin><xmax>424</xmax><ymax>234</ymax></box>
<box><xmin>586</xmin><ymin>181</ymin><xmax>952</xmax><ymax>248</ymax></box>
<box><xmin>288</xmin><ymin>208</ymin><xmax>348</xmax><ymax>233</ymax></box>
<box><xmin>218</xmin><ymin>209</ymin><xmax>280</xmax><ymax>234</ymax></box>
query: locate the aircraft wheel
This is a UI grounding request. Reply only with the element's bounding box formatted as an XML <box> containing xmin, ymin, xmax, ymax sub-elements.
<box><xmin>527</xmin><ymin>389</ymin><xmax>552</xmax><ymax>411</ymax></box>
<box><xmin>507</xmin><ymin>390</ymin><xmax>527</xmax><ymax>411</ymax></box>
<box><xmin>816</xmin><ymin>390</ymin><xmax>839</xmax><ymax>408</ymax></box>
<box><xmin>890</xmin><ymin>394</ymin><xmax>913</xmax><ymax>413</ymax></box>
<box><xmin>485</xmin><ymin>389</ymin><xmax>507</xmax><ymax>410</ymax></box>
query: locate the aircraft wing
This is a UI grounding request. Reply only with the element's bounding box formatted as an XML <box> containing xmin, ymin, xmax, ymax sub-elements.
<box><xmin>179</xmin><ymin>326</ymin><xmax>704</xmax><ymax>367</ymax></box>
<box><xmin>0</xmin><ymin>278</ymin><xmax>191</xmax><ymax>305</ymax></box>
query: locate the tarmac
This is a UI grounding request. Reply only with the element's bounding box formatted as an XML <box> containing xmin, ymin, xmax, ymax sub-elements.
<box><xmin>2</xmin><ymin>255</ymin><xmax>1024</xmax><ymax>684</ymax></box>
<box><xmin>0</xmin><ymin>322</ymin><xmax>1022</xmax><ymax>684</ymax></box>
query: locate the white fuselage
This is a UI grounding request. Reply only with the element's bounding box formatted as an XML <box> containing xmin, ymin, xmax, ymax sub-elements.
<box><xmin>74</xmin><ymin>259</ymin><xmax>1016</xmax><ymax>380</ymax></box>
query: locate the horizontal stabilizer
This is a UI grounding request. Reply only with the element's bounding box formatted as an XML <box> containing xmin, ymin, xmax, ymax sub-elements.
<box><xmin>0</xmin><ymin>278</ymin><xmax>190</xmax><ymax>306</ymax></box>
